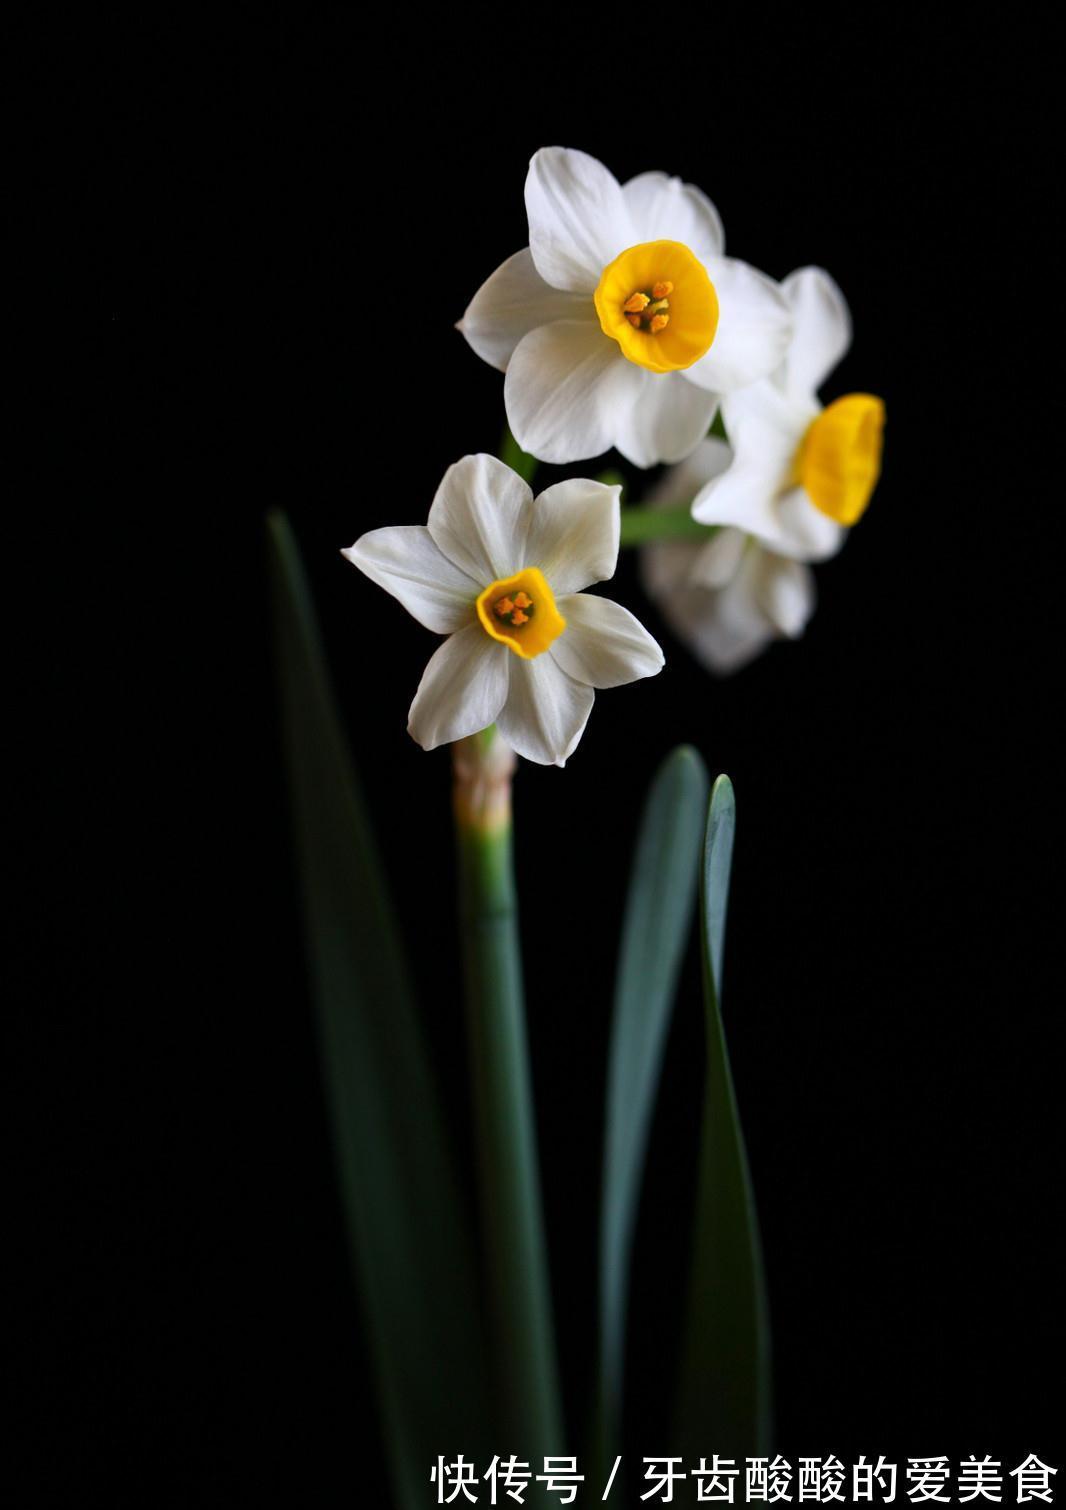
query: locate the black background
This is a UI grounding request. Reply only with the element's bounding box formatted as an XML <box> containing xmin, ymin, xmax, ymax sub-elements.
<box><xmin>22</xmin><ymin>12</ymin><xmax>1063</xmax><ymax>1504</ymax></box>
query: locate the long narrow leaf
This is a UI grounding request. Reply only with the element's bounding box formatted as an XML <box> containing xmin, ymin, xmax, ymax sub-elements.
<box><xmin>268</xmin><ymin>511</ymin><xmax>491</xmax><ymax>1508</ymax></box>
<box><xmin>599</xmin><ymin>746</ymin><xmax>710</xmax><ymax>1452</ymax></box>
<box><xmin>676</xmin><ymin>774</ymin><xmax>771</xmax><ymax>1456</ymax></box>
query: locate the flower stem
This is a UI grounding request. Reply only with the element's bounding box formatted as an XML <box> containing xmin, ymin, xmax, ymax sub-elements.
<box><xmin>619</xmin><ymin>504</ymin><xmax>719</xmax><ymax>548</ymax></box>
<box><xmin>453</xmin><ymin>727</ymin><xmax>563</xmax><ymax>1458</ymax></box>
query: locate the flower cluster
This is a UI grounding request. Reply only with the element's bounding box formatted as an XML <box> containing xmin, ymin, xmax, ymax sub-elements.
<box><xmin>642</xmin><ymin>267</ymin><xmax>884</xmax><ymax>672</ymax></box>
<box><xmin>345</xmin><ymin>147</ymin><xmax>884</xmax><ymax>761</ymax></box>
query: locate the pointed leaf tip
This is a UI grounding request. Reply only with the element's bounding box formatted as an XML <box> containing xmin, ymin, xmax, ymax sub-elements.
<box><xmin>676</xmin><ymin>766</ymin><xmax>771</xmax><ymax>1458</ymax></box>
<box><xmin>704</xmin><ymin>775</ymin><xmax>736</xmax><ymax>1001</ymax></box>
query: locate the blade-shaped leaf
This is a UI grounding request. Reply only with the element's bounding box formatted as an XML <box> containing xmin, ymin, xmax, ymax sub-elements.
<box><xmin>599</xmin><ymin>746</ymin><xmax>710</xmax><ymax>1450</ymax></box>
<box><xmin>268</xmin><ymin>510</ymin><xmax>491</xmax><ymax>1507</ymax></box>
<box><xmin>676</xmin><ymin>774</ymin><xmax>771</xmax><ymax>1456</ymax></box>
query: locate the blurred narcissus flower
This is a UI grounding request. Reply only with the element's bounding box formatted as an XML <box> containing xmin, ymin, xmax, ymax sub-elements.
<box><xmin>459</xmin><ymin>147</ymin><xmax>791</xmax><ymax>467</ymax></box>
<box><xmin>642</xmin><ymin>269</ymin><xmax>886</xmax><ymax>674</ymax></box>
<box><xmin>691</xmin><ymin>266</ymin><xmax>886</xmax><ymax>555</ymax></box>
<box><xmin>343</xmin><ymin>455</ymin><xmax>664</xmax><ymax>767</ymax></box>
<box><xmin>641</xmin><ymin>439</ymin><xmax>816</xmax><ymax>674</ymax></box>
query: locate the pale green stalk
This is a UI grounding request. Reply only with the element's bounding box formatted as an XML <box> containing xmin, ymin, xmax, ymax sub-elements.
<box><xmin>619</xmin><ymin>505</ymin><xmax>719</xmax><ymax>548</ymax></box>
<box><xmin>453</xmin><ymin>727</ymin><xmax>563</xmax><ymax>1460</ymax></box>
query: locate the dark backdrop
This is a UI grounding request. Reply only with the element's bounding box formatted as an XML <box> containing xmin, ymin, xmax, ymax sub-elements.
<box><xmin>25</xmin><ymin>12</ymin><xmax>1062</xmax><ymax>1504</ymax></box>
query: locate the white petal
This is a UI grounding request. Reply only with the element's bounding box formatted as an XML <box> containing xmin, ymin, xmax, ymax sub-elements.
<box><xmin>668</xmin><ymin>544</ymin><xmax>784</xmax><ymax>675</ymax></box>
<box><xmin>622</xmin><ymin>170</ymin><xmax>725</xmax><ymax>262</ymax></box>
<box><xmin>774</xmin><ymin>488</ymin><xmax>845</xmax><ymax>561</ymax></box>
<box><xmin>647</xmin><ymin>436</ymin><xmax>734</xmax><ymax>505</ymax></box>
<box><xmin>458</xmin><ymin>248</ymin><xmax>596</xmax><ymax>372</ymax></box>
<box><xmin>722</xmin><ymin>377</ymin><xmax>810</xmax><ymax>457</ymax></box>
<box><xmin>641</xmin><ymin>523</ymin><xmax>744</xmax><ymax>606</ymax></box>
<box><xmin>691</xmin><ymin>382</ymin><xmax>840</xmax><ymax>559</ymax></box>
<box><xmin>504</xmin><ymin>319</ymin><xmax>638</xmax><ymax>464</ymax></box>
<box><xmin>642</xmin><ymin>442</ymin><xmax>736</xmax><ymax>602</ymax></box>
<box><xmin>781</xmin><ymin>266</ymin><xmax>852</xmax><ymax>402</ymax></box>
<box><xmin>341</xmin><ymin>525</ymin><xmax>478</xmax><ymax>634</ymax></box>
<box><xmin>496</xmin><ymin>653</ymin><xmax>594</xmax><ymax>767</ymax></box>
<box><xmin>524</xmin><ymin>478</ymin><xmax>620</xmax><ymax>593</ymax></box>
<box><xmin>427</xmin><ymin>453</ymin><xmax>532</xmax><ymax>585</ymax></box>
<box><xmin>697</xmin><ymin>553</ymin><xmax>779</xmax><ymax>672</ymax></box>
<box><xmin>691</xmin><ymin>461</ymin><xmax>841</xmax><ymax>562</ymax></box>
<box><xmin>524</xmin><ymin>146</ymin><xmax>634</xmax><ymax>292</ymax></box>
<box><xmin>640</xmin><ymin>524</ymin><xmax>746</xmax><ymax>646</ymax></box>
<box><xmin>684</xmin><ymin>257</ymin><xmax>792</xmax><ymax>393</ymax></box>
<box><xmin>691</xmin><ymin>618</ymin><xmax>771</xmax><ymax>675</ymax></box>
<box><xmin>751</xmin><ymin>553</ymin><xmax>816</xmax><ymax>637</ymax></box>
<box><xmin>712</xmin><ymin>383</ymin><xmax>842</xmax><ymax>560</ymax></box>
<box><xmin>645</xmin><ymin>561</ymin><xmax>771</xmax><ymax>677</ymax></box>
<box><xmin>690</xmin><ymin>457</ymin><xmax>790</xmax><ymax>538</ymax></box>
<box><xmin>407</xmin><ymin>625</ymin><xmax>509</xmax><ymax>751</ymax></box>
<box><xmin>613</xmin><ymin>369</ymin><xmax>720</xmax><ymax>469</ymax></box>
<box><xmin>689</xmin><ymin>525</ymin><xmax>747</xmax><ymax>589</ymax></box>
<box><xmin>550</xmin><ymin>593</ymin><xmax>664</xmax><ymax>688</ymax></box>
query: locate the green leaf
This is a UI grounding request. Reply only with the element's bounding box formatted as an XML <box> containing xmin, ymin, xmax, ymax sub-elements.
<box><xmin>500</xmin><ymin>424</ymin><xmax>538</xmax><ymax>485</ymax></box>
<box><xmin>598</xmin><ymin>746</ymin><xmax>710</xmax><ymax>1454</ymax></box>
<box><xmin>676</xmin><ymin>774</ymin><xmax>771</xmax><ymax>1456</ymax></box>
<box><xmin>268</xmin><ymin>511</ymin><xmax>491</xmax><ymax>1508</ymax></box>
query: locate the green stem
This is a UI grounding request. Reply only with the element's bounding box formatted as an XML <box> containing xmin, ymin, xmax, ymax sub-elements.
<box><xmin>619</xmin><ymin>504</ymin><xmax>719</xmax><ymax>548</ymax></box>
<box><xmin>453</xmin><ymin>729</ymin><xmax>563</xmax><ymax>1459</ymax></box>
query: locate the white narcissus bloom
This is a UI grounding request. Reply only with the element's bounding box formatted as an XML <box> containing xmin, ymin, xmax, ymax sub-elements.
<box><xmin>343</xmin><ymin>455</ymin><xmax>664</xmax><ymax>767</ymax></box>
<box><xmin>691</xmin><ymin>266</ymin><xmax>886</xmax><ymax>557</ymax></box>
<box><xmin>459</xmin><ymin>146</ymin><xmax>792</xmax><ymax>468</ymax></box>
<box><xmin>642</xmin><ymin>439</ymin><xmax>817</xmax><ymax>674</ymax></box>
<box><xmin>642</xmin><ymin>268</ymin><xmax>886</xmax><ymax>675</ymax></box>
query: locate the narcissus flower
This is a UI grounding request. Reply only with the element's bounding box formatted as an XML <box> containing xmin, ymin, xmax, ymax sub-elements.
<box><xmin>343</xmin><ymin>455</ymin><xmax>664</xmax><ymax>766</ymax></box>
<box><xmin>459</xmin><ymin>147</ymin><xmax>792</xmax><ymax>467</ymax></box>
<box><xmin>642</xmin><ymin>439</ymin><xmax>816</xmax><ymax>674</ymax></box>
<box><xmin>690</xmin><ymin>267</ymin><xmax>886</xmax><ymax>558</ymax></box>
<box><xmin>643</xmin><ymin>269</ymin><xmax>885</xmax><ymax>674</ymax></box>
